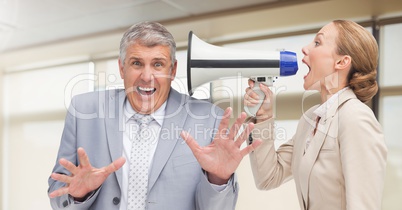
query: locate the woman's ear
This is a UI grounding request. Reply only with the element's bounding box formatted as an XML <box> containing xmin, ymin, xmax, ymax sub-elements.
<box><xmin>335</xmin><ymin>55</ymin><xmax>352</xmax><ymax>71</ymax></box>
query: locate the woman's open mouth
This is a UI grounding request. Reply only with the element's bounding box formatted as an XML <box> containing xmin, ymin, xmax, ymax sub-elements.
<box><xmin>302</xmin><ymin>59</ymin><xmax>311</xmax><ymax>79</ymax></box>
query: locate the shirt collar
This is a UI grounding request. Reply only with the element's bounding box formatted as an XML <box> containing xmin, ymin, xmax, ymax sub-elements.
<box><xmin>123</xmin><ymin>98</ymin><xmax>166</xmax><ymax>126</ymax></box>
<box><xmin>314</xmin><ymin>87</ymin><xmax>349</xmax><ymax>119</ymax></box>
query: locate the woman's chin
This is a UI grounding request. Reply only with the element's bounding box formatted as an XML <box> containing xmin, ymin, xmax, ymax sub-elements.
<box><xmin>303</xmin><ymin>81</ymin><xmax>321</xmax><ymax>92</ymax></box>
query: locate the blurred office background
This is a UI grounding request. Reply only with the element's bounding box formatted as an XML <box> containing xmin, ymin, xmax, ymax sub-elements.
<box><xmin>1</xmin><ymin>0</ymin><xmax>401</xmax><ymax>209</ymax></box>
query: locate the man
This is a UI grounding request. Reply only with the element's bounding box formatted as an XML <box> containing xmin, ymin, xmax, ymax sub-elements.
<box><xmin>48</xmin><ymin>21</ymin><xmax>261</xmax><ymax>210</ymax></box>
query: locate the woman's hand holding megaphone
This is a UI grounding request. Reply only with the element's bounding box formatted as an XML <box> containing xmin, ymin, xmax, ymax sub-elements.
<box><xmin>244</xmin><ymin>79</ymin><xmax>274</xmax><ymax>123</ymax></box>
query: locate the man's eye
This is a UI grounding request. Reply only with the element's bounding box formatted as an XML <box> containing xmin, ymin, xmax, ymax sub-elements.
<box><xmin>154</xmin><ymin>63</ymin><xmax>163</xmax><ymax>68</ymax></box>
<box><xmin>132</xmin><ymin>61</ymin><xmax>141</xmax><ymax>66</ymax></box>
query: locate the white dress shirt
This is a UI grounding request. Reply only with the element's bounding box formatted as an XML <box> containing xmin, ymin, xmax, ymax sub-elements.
<box><xmin>119</xmin><ymin>99</ymin><xmax>166</xmax><ymax>210</ymax></box>
<box><xmin>305</xmin><ymin>87</ymin><xmax>349</xmax><ymax>150</ymax></box>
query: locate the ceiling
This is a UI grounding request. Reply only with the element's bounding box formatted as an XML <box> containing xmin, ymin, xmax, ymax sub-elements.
<box><xmin>0</xmin><ymin>0</ymin><xmax>314</xmax><ymax>53</ymax></box>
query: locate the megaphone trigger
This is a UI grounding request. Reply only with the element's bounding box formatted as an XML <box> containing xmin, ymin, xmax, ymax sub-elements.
<box><xmin>244</xmin><ymin>82</ymin><xmax>267</xmax><ymax>116</ymax></box>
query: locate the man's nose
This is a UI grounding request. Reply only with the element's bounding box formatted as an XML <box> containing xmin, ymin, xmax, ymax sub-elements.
<box><xmin>140</xmin><ymin>67</ymin><xmax>153</xmax><ymax>82</ymax></box>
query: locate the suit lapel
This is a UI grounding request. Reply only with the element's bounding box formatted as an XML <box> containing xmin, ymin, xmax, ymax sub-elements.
<box><xmin>148</xmin><ymin>89</ymin><xmax>188</xmax><ymax>191</ymax></box>
<box><xmin>104</xmin><ymin>89</ymin><xmax>126</xmax><ymax>188</ymax></box>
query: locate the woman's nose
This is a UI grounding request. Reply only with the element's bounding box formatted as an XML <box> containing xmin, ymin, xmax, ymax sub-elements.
<box><xmin>302</xmin><ymin>45</ymin><xmax>308</xmax><ymax>56</ymax></box>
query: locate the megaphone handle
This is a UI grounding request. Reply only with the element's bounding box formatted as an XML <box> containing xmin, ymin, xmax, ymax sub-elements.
<box><xmin>244</xmin><ymin>82</ymin><xmax>266</xmax><ymax>116</ymax></box>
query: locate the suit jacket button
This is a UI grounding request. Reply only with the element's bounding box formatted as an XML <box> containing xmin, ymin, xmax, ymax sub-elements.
<box><xmin>113</xmin><ymin>197</ymin><xmax>120</xmax><ymax>205</ymax></box>
<box><xmin>62</xmin><ymin>200</ymin><xmax>68</xmax><ymax>207</ymax></box>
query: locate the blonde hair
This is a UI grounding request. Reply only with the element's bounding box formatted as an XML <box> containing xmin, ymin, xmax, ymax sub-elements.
<box><xmin>333</xmin><ymin>20</ymin><xmax>379</xmax><ymax>103</ymax></box>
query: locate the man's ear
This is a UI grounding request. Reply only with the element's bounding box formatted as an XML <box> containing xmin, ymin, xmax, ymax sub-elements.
<box><xmin>335</xmin><ymin>55</ymin><xmax>352</xmax><ymax>71</ymax></box>
<box><xmin>170</xmin><ymin>60</ymin><xmax>178</xmax><ymax>81</ymax></box>
<box><xmin>118</xmin><ymin>59</ymin><xmax>124</xmax><ymax>79</ymax></box>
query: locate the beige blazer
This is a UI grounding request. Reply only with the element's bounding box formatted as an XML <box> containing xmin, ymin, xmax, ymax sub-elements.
<box><xmin>249</xmin><ymin>89</ymin><xmax>387</xmax><ymax>210</ymax></box>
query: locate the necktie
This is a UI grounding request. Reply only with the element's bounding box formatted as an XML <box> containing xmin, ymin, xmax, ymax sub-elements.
<box><xmin>127</xmin><ymin>113</ymin><xmax>154</xmax><ymax>210</ymax></box>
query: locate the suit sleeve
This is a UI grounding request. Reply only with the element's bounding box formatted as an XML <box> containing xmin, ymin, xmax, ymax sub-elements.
<box><xmin>195</xmin><ymin>172</ymin><xmax>238</xmax><ymax>210</ymax></box>
<box><xmin>338</xmin><ymin>101</ymin><xmax>387</xmax><ymax>210</ymax></box>
<box><xmin>195</xmin><ymin>108</ymin><xmax>239</xmax><ymax>210</ymax></box>
<box><xmin>249</xmin><ymin>118</ymin><xmax>294</xmax><ymax>190</ymax></box>
<box><xmin>47</xmin><ymin>97</ymin><xmax>98</xmax><ymax>210</ymax></box>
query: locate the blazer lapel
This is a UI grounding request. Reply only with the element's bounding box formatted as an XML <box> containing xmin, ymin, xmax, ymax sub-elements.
<box><xmin>299</xmin><ymin>121</ymin><xmax>331</xmax><ymax>205</ymax></box>
<box><xmin>104</xmin><ymin>89</ymin><xmax>126</xmax><ymax>188</ymax></box>
<box><xmin>148</xmin><ymin>89</ymin><xmax>188</xmax><ymax>191</ymax></box>
<box><xmin>298</xmin><ymin>88</ymin><xmax>356</xmax><ymax>209</ymax></box>
<box><xmin>299</xmin><ymin>119</ymin><xmax>332</xmax><ymax>208</ymax></box>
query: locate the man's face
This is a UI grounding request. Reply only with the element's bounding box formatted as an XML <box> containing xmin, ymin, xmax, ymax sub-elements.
<box><xmin>119</xmin><ymin>43</ymin><xmax>177</xmax><ymax>114</ymax></box>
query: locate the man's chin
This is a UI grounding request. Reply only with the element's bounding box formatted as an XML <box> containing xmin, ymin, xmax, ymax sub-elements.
<box><xmin>133</xmin><ymin>99</ymin><xmax>162</xmax><ymax>114</ymax></box>
<box><xmin>133</xmin><ymin>104</ymin><xmax>153</xmax><ymax>114</ymax></box>
<box><xmin>130</xmin><ymin>93</ymin><xmax>167</xmax><ymax>114</ymax></box>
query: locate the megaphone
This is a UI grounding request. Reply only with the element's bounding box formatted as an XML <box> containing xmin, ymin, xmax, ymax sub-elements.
<box><xmin>187</xmin><ymin>31</ymin><xmax>298</xmax><ymax>116</ymax></box>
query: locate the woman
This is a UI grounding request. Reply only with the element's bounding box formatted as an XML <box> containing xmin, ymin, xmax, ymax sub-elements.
<box><xmin>245</xmin><ymin>20</ymin><xmax>387</xmax><ymax>210</ymax></box>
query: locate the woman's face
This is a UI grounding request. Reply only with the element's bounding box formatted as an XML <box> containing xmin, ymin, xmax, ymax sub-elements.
<box><xmin>301</xmin><ymin>22</ymin><xmax>342</xmax><ymax>91</ymax></box>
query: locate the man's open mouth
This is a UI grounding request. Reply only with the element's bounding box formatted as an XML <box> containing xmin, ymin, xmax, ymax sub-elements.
<box><xmin>137</xmin><ymin>86</ymin><xmax>156</xmax><ymax>95</ymax></box>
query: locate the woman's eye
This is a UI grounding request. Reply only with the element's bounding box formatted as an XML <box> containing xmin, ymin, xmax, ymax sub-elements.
<box><xmin>314</xmin><ymin>41</ymin><xmax>320</xmax><ymax>46</ymax></box>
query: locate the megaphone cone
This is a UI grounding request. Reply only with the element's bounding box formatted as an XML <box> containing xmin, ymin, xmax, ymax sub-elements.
<box><xmin>187</xmin><ymin>31</ymin><xmax>298</xmax><ymax>116</ymax></box>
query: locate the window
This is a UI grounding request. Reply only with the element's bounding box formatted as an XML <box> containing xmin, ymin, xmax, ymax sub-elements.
<box><xmin>2</xmin><ymin>62</ymin><xmax>92</xmax><ymax>210</ymax></box>
<box><xmin>379</xmin><ymin>22</ymin><xmax>402</xmax><ymax>210</ymax></box>
<box><xmin>381</xmin><ymin>23</ymin><xmax>402</xmax><ymax>87</ymax></box>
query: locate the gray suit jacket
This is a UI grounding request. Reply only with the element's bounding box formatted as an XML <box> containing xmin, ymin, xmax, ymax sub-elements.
<box><xmin>48</xmin><ymin>88</ymin><xmax>239</xmax><ymax>210</ymax></box>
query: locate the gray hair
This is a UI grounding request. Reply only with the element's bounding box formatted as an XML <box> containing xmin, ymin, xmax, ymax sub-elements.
<box><xmin>119</xmin><ymin>21</ymin><xmax>177</xmax><ymax>66</ymax></box>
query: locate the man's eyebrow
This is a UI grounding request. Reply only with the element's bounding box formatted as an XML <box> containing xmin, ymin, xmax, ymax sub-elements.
<box><xmin>128</xmin><ymin>56</ymin><xmax>142</xmax><ymax>61</ymax></box>
<box><xmin>153</xmin><ymin>57</ymin><xmax>168</xmax><ymax>61</ymax></box>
